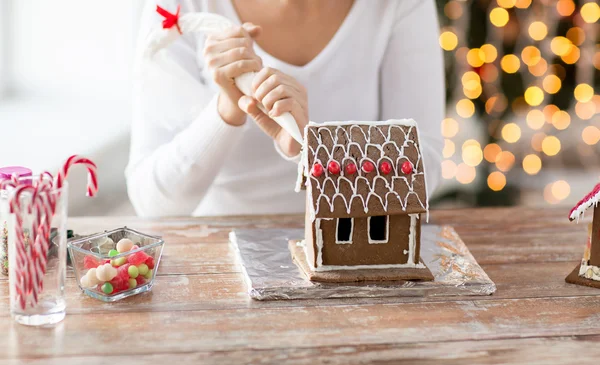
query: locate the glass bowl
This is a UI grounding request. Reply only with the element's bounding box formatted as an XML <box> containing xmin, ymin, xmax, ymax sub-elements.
<box><xmin>68</xmin><ymin>227</ymin><xmax>164</xmax><ymax>302</ymax></box>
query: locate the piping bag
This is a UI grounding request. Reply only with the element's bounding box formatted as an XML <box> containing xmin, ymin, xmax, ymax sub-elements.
<box><xmin>143</xmin><ymin>5</ymin><xmax>304</xmax><ymax>144</ymax></box>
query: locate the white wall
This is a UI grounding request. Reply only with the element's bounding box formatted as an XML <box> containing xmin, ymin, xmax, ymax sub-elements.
<box><xmin>1</xmin><ymin>0</ymin><xmax>145</xmax><ymax>216</ymax></box>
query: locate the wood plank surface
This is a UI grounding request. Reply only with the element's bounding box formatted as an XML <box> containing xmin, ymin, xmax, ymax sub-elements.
<box><xmin>0</xmin><ymin>207</ymin><xmax>598</xmax><ymax>365</ymax></box>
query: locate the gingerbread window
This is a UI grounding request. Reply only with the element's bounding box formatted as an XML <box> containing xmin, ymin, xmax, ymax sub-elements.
<box><xmin>368</xmin><ymin>216</ymin><xmax>389</xmax><ymax>244</ymax></box>
<box><xmin>336</xmin><ymin>218</ymin><xmax>353</xmax><ymax>244</ymax></box>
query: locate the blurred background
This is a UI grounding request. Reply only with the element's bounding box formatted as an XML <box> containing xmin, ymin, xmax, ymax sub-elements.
<box><xmin>0</xmin><ymin>0</ymin><xmax>598</xmax><ymax>216</ymax></box>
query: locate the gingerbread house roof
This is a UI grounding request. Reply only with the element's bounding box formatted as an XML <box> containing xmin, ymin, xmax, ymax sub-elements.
<box><xmin>296</xmin><ymin>120</ymin><xmax>429</xmax><ymax>220</ymax></box>
<box><xmin>569</xmin><ymin>183</ymin><xmax>600</xmax><ymax>221</ymax></box>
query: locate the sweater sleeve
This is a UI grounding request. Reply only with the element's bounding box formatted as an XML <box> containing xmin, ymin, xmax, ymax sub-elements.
<box><xmin>126</xmin><ymin>0</ymin><xmax>246</xmax><ymax>217</ymax></box>
<box><xmin>379</xmin><ymin>0</ymin><xmax>445</xmax><ymax>196</ymax></box>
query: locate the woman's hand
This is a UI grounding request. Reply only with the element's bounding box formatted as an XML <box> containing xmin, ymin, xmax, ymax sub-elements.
<box><xmin>204</xmin><ymin>23</ymin><xmax>263</xmax><ymax>126</ymax></box>
<box><xmin>238</xmin><ymin>67</ymin><xmax>309</xmax><ymax>157</ymax></box>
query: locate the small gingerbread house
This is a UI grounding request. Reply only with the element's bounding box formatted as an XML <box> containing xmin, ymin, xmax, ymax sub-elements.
<box><xmin>566</xmin><ymin>183</ymin><xmax>600</xmax><ymax>287</ymax></box>
<box><xmin>293</xmin><ymin>120</ymin><xmax>433</xmax><ymax>282</ymax></box>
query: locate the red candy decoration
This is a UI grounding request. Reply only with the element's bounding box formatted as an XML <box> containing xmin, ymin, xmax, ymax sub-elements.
<box><xmin>401</xmin><ymin>161</ymin><xmax>413</xmax><ymax>174</ymax></box>
<box><xmin>311</xmin><ymin>163</ymin><xmax>324</xmax><ymax>177</ymax></box>
<box><xmin>145</xmin><ymin>257</ymin><xmax>155</xmax><ymax>270</ymax></box>
<box><xmin>362</xmin><ymin>161</ymin><xmax>375</xmax><ymax>173</ymax></box>
<box><xmin>380</xmin><ymin>161</ymin><xmax>392</xmax><ymax>175</ymax></box>
<box><xmin>345</xmin><ymin>163</ymin><xmax>357</xmax><ymax>175</ymax></box>
<box><xmin>84</xmin><ymin>256</ymin><xmax>100</xmax><ymax>269</ymax></box>
<box><xmin>128</xmin><ymin>250</ymin><xmax>150</xmax><ymax>266</ymax></box>
<box><xmin>136</xmin><ymin>276</ymin><xmax>146</xmax><ymax>285</ymax></box>
<box><xmin>328</xmin><ymin>161</ymin><xmax>341</xmax><ymax>175</ymax></box>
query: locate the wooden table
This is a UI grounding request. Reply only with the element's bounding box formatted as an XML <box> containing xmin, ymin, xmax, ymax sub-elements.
<box><xmin>2</xmin><ymin>207</ymin><xmax>600</xmax><ymax>364</ymax></box>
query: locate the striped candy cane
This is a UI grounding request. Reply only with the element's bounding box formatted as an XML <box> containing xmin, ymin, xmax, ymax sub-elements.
<box><xmin>54</xmin><ymin>155</ymin><xmax>98</xmax><ymax>196</ymax></box>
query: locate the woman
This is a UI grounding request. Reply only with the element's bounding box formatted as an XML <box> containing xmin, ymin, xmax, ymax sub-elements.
<box><xmin>127</xmin><ymin>0</ymin><xmax>444</xmax><ymax>217</ymax></box>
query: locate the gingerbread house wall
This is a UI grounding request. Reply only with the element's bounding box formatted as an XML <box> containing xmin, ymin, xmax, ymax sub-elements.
<box><xmin>589</xmin><ymin>205</ymin><xmax>600</xmax><ymax>266</ymax></box>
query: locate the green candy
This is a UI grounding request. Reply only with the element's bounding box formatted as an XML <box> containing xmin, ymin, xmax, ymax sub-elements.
<box><xmin>111</xmin><ymin>257</ymin><xmax>127</xmax><ymax>267</ymax></box>
<box><xmin>101</xmin><ymin>282</ymin><xmax>113</xmax><ymax>294</ymax></box>
<box><xmin>137</xmin><ymin>263</ymin><xmax>149</xmax><ymax>276</ymax></box>
<box><xmin>108</xmin><ymin>249</ymin><xmax>119</xmax><ymax>257</ymax></box>
<box><xmin>128</xmin><ymin>265</ymin><xmax>139</xmax><ymax>278</ymax></box>
<box><xmin>143</xmin><ymin>269</ymin><xmax>153</xmax><ymax>280</ymax></box>
<box><xmin>128</xmin><ymin>278</ymin><xmax>137</xmax><ymax>289</ymax></box>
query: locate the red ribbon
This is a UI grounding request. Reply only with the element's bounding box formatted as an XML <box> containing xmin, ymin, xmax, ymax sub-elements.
<box><xmin>156</xmin><ymin>4</ymin><xmax>182</xmax><ymax>34</ymax></box>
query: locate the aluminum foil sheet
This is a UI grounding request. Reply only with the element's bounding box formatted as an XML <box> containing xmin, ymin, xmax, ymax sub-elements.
<box><xmin>230</xmin><ymin>225</ymin><xmax>496</xmax><ymax>300</ymax></box>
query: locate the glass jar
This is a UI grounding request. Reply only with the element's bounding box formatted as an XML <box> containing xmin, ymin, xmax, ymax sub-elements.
<box><xmin>0</xmin><ymin>177</ymin><xmax>68</xmax><ymax>326</ymax></box>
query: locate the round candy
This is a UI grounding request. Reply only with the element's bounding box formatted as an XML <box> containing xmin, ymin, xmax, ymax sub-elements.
<box><xmin>128</xmin><ymin>278</ymin><xmax>137</xmax><ymax>289</ymax></box>
<box><xmin>108</xmin><ymin>249</ymin><xmax>119</xmax><ymax>258</ymax></box>
<box><xmin>143</xmin><ymin>269</ymin><xmax>153</xmax><ymax>280</ymax></box>
<box><xmin>86</xmin><ymin>268</ymin><xmax>101</xmax><ymax>286</ymax></box>
<box><xmin>327</xmin><ymin>161</ymin><xmax>340</xmax><ymax>175</ymax></box>
<box><xmin>116</xmin><ymin>238</ymin><xmax>135</xmax><ymax>253</ymax></box>
<box><xmin>311</xmin><ymin>163</ymin><xmax>324</xmax><ymax>177</ymax></box>
<box><xmin>80</xmin><ymin>275</ymin><xmax>92</xmax><ymax>288</ymax></box>
<box><xmin>128</xmin><ymin>265</ymin><xmax>139</xmax><ymax>279</ymax></box>
<box><xmin>84</xmin><ymin>255</ymin><xmax>100</xmax><ymax>269</ymax></box>
<box><xmin>96</xmin><ymin>263</ymin><xmax>118</xmax><ymax>282</ymax></box>
<box><xmin>101</xmin><ymin>282</ymin><xmax>114</xmax><ymax>294</ymax></box>
<box><xmin>345</xmin><ymin>163</ymin><xmax>357</xmax><ymax>175</ymax></box>
<box><xmin>137</xmin><ymin>263</ymin><xmax>149</xmax><ymax>276</ymax></box>
<box><xmin>380</xmin><ymin>161</ymin><xmax>392</xmax><ymax>175</ymax></box>
<box><xmin>111</xmin><ymin>257</ymin><xmax>127</xmax><ymax>267</ymax></box>
<box><xmin>362</xmin><ymin>161</ymin><xmax>375</xmax><ymax>173</ymax></box>
<box><xmin>401</xmin><ymin>161</ymin><xmax>413</xmax><ymax>174</ymax></box>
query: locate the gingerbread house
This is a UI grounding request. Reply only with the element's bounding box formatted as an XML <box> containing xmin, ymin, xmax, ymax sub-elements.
<box><xmin>566</xmin><ymin>183</ymin><xmax>600</xmax><ymax>287</ymax></box>
<box><xmin>292</xmin><ymin>120</ymin><xmax>433</xmax><ymax>282</ymax></box>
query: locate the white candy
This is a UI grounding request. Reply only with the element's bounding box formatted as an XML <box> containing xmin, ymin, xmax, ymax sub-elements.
<box><xmin>96</xmin><ymin>263</ymin><xmax>117</xmax><ymax>282</ymax></box>
<box><xmin>80</xmin><ymin>275</ymin><xmax>92</xmax><ymax>288</ymax></box>
<box><xmin>116</xmin><ymin>238</ymin><xmax>134</xmax><ymax>253</ymax></box>
<box><xmin>86</xmin><ymin>268</ymin><xmax>101</xmax><ymax>286</ymax></box>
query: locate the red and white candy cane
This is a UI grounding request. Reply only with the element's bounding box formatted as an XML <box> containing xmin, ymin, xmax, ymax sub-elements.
<box><xmin>54</xmin><ymin>155</ymin><xmax>98</xmax><ymax>197</ymax></box>
<box><xmin>9</xmin><ymin>185</ymin><xmax>36</xmax><ymax>310</ymax></box>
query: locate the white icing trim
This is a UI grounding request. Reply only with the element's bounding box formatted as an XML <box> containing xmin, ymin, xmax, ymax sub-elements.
<box><xmin>570</xmin><ymin>194</ymin><xmax>600</xmax><ymax>222</ymax></box>
<box><xmin>367</xmin><ymin>216</ymin><xmax>389</xmax><ymax>244</ymax></box>
<box><xmin>335</xmin><ymin>218</ymin><xmax>354</xmax><ymax>244</ymax></box>
<box><xmin>408</xmin><ymin>214</ymin><xmax>418</xmax><ymax>264</ymax></box>
<box><xmin>579</xmin><ymin>260</ymin><xmax>600</xmax><ymax>281</ymax></box>
<box><xmin>303</xmin><ymin>121</ymin><xmax>428</xmax><ymax>217</ymax></box>
<box><xmin>315</xmin><ymin>218</ymin><xmax>324</xmax><ymax>267</ymax></box>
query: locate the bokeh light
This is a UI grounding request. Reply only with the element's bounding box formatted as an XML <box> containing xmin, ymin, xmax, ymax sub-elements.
<box><xmin>575</xmin><ymin>101</ymin><xmax>596</xmax><ymax>120</ymax></box>
<box><xmin>501</xmin><ymin>54</ymin><xmax>520</xmax><ymax>73</ymax></box>
<box><xmin>467</xmin><ymin>48</ymin><xmax>485</xmax><ymax>67</ymax></box>
<box><xmin>526</xmin><ymin>109</ymin><xmax>545</xmax><ymax>130</ymax></box>
<box><xmin>566</xmin><ymin>27</ymin><xmax>585</xmax><ymax>46</ymax></box>
<box><xmin>490</xmin><ymin>7</ymin><xmax>509</xmax><ymax>27</ymax></box>
<box><xmin>524</xmin><ymin>86</ymin><xmax>544</xmax><ymax>106</ymax></box>
<box><xmin>462</xmin><ymin>144</ymin><xmax>483</xmax><ymax>167</ymax></box>
<box><xmin>501</xmin><ymin>123</ymin><xmax>522</xmax><ymax>143</ymax></box>
<box><xmin>441</xmin><ymin>160</ymin><xmax>457</xmax><ymax>179</ymax></box>
<box><xmin>521</xmin><ymin>46</ymin><xmax>541</xmax><ymax>66</ymax></box>
<box><xmin>581</xmin><ymin>2</ymin><xmax>600</xmax><ymax>24</ymax></box>
<box><xmin>528</xmin><ymin>58</ymin><xmax>547</xmax><ymax>77</ymax></box>
<box><xmin>574</xmin><ymin>84</ymin><xmax>594</xmax><ymax>103</ymax></box>
<box><xmin>487</xmin><ymin>171</ymin><xmax>507</xmax><ymax>191</ymax></box>
<box><xmin>443</xmin><ymin>139</ymin><xmax>456</xmax><ymax>158</ymax></box>
<box><xmin>456</xmin><ymin>163</ymin><xmax>477</xmax><ymax>184</ymax></box>
<box><xmin>582</xmin><ymin>126</ymin><xmax>600</xmax><ymax>145</ymax></box>
<box><xmin>551</xmin><ymin>110</ymin><xmax>571</xmax><ymax>130</ymax></box>
<box><xmin>444</xmin><ymin>1</ymin><xmax>463</xmax><ymax>20</ymax></box>
<box><xmin>542</xmin><ymin>136</ymin><xmax>561</xmax><ymax>156</ymax></box>
<box><xmin>483</xmin><ymin>143</ymin><xmax>502</xmax><ymax>163</ymax></box>
<box><xmin>551</xmin><ymin>180</ymin><xmax>570</xmax><ymax>201</ymax></box>
<box><xmin>515</xmin><ymin>0</ymin><xmax>532</xmax><ymax>8</ymax></box>
<box><xmin>556</xmin><ymin>0</ymin><xmax>575</xmax><ymax>16</ymax></box>
<box><xmin>480</xmin><ymin>44</ymin><xmax>498</xmax><ymax>63</ymax></box>
<box><xmin>439</xmin><ymin>31</ymin><xmax>458</xmax><ymax>51</ymax></box>
<box><xmin>456</xmin><ymin>99</ymin><xmax>475</xmax><ymax>118</ymax></box>
<box><xmin>551</xmin><ymin>37</ymin><xmax>572</xmax><ymax>57</ymax></box>
<box><xmin>528</xmin><ymin>21</ymin><xmax>547</xmax><ymax>41</ymax></box>
<box><xmin>562</xmin><ymin>46</ymin><xmax>580</xmax><ymax>64</ymax></box>
<box><xmin>441</xmin><ymin>118</ymin><xmax>459</xmax><ymax>138</ymax></box>
<box><xmin>495</xmin><ymin>151</ymin><xmax>516</xmax><ymax>172</ymax></box>
<box><xmin>522</xmin><ymin>154</ymin><xmax>542</xmax><ymax>175</ymax></box>
<box><xmin>542</xmin><ymin>75</ymin><xmax>561</xmax><ymax>94</ymax></box>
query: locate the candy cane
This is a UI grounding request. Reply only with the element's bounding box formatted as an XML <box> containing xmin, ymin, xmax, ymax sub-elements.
<box><xmin>54</xmin><ymin>155</ymin><xmax>98</xmax><ymax>196</ymax></box>
<box><xmin>144</xmin><ymin>6</ymin><xmax>303</xmax><ymax>143</ymax></box>
<box><xmin>9</xmin><ymin>185</ymin><xmax>35</xmax><ymax>310</ymax></box>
